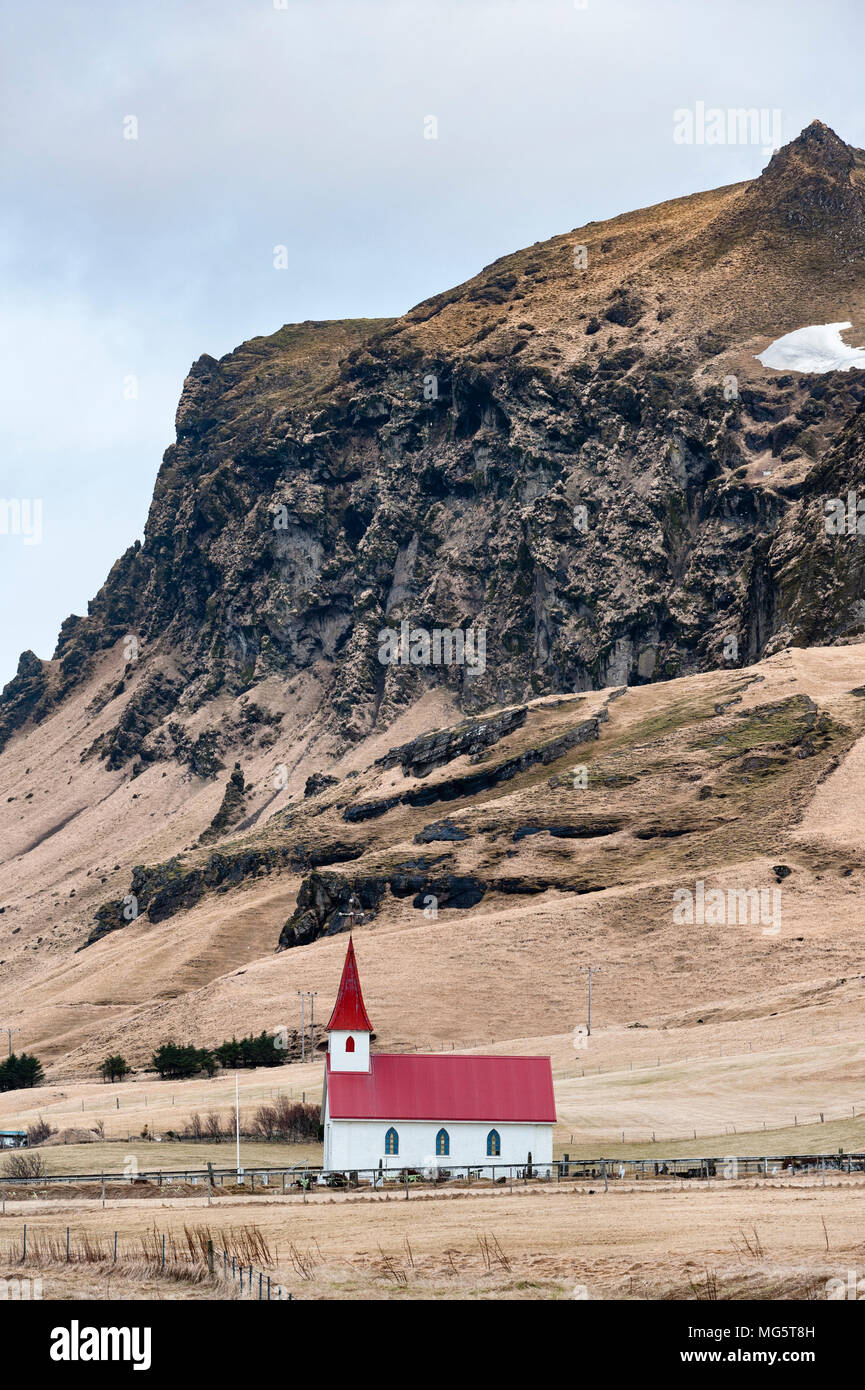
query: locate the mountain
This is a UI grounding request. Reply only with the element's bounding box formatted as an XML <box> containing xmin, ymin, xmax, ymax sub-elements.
<box><xmin>6</xmin><ymin>122</ymin><xmax>865</xmax><ymax>758</ymax></box>
<box><xmin>3</xmin><ymin>121</ymin><xmax>865</xmax><ymax>1082</ymax></box>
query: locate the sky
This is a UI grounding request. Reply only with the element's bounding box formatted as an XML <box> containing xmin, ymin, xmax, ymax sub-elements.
<box><xmin>2</xmin><ymin>0</ymin><xmax>864</xmax><ymax>688</ymax></box>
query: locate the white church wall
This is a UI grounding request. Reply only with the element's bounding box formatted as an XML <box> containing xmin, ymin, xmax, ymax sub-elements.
<box><xmin>325</xmin><ymin>1117</ymin><xmax>553</xmax><ymax>1176</ymax></box>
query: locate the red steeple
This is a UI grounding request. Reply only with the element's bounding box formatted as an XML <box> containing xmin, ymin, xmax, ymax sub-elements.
<box><xmin>326</xmin><ymin>936</ymin><xmax>373</xmax><ymax>1032</ymax></box>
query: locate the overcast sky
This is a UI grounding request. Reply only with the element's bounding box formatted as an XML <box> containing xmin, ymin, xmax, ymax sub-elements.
<box><xmin>1</xmin><ymin>0</ymin><xmax>863</xmax><ymax>687</ymax></box>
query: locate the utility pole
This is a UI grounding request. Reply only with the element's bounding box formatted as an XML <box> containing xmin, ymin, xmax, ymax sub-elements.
<box><xmin>0</xmin><ymin>1027</ymin><xmax>20</xmax><ymax>1057</ymax></box>
<box><xmin>297</xmin><ymin>991</ymin><xmax>318</xmax><ymax>1061</ymax></box>
<box><xmin>297</xmin><ymin>991</ymin><xmax>306</xmax><ymax>1063</ymax></box>
<box><xmin>579</xmin><ymin>966</ymin><xmax>604</xmax><ymax>1036</ymax></box>
<box><xmin>235</xmin><ymin>1072</ymin><xmax>241</xmax><ymax>1180</ymax></box>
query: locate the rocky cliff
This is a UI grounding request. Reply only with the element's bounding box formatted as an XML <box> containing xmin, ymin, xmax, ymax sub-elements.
<box><xmin>5</xmin><ymin>121</ymin><xmax>865</xmax><ymax>763</ymax></box>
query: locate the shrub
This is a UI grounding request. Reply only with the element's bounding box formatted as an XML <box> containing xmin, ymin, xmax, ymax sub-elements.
<box><xmin>3</xmin><ymin>1151</ymin><xmax>46</xmax><ymax>1180</ymax></box>
<box><xmin>26</xmin><ymin>1117</ymin><xmax>56</xmax><ymax>1146</ymax></box>
<box><xmin>205</xmin><ymin>1111</ymin><xmax>226</xmax><ymax>1140</ymax></box>
<box><xmin>252</xmin><ymin>1098</ymin><xmax>320</xmax><ymax>1142</ymax></box>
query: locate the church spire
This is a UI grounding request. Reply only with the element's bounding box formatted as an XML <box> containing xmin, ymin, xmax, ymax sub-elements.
<box><xmin>326</xmin><ymin>935</ymin><xmax>373</xmax><ymax>1032</ymax></box>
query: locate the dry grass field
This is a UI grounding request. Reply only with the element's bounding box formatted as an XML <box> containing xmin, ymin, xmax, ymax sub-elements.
<box><xmin>3</xmin><ymin>646</ymin><xmax>865</xmax><ymax>1297</ymax></box>
<box><xmin>3</xmin><ymin>1177</ymin><xmax>864</xmax><ymax>1300</ymax></box>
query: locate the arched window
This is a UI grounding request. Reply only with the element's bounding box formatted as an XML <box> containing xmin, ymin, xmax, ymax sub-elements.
<box><xmin>486</xmin><ymin>1129</ymin><xmax>501</xmax><ymax>1157</ymax></box>
<box><xmin>385</xmin><ymin>1127</ymin><xmax>399</xmax><ymax>1155</ymax></box>
<box><xmin>345</xmin><ymin>1035</ymin><xmax>355</xmax><ymax>1053</ymax></box>
<box><xmin>436</xmin><ymin>1128</ymin><xmax>450</xmax><ymax>1156</ymax></box>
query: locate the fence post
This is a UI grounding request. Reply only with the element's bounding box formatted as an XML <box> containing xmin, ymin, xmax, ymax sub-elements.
<box><xmin>114</xmin><ymin>1232</ymin><xmax>117</xmax><ymax>1264</ymax></box>
<box><xmin>161</xmin><ymin>1233</ymin><xmax>165</xmax><ymax>1269</ymax></box>
<box><xmin>22</xmin><ymin>1224</ymin><xmax>26</xmax><ymax>1264</ymax></box>
<box><xmin>267</xmin><ymin>1275</ymin><xmax>271</xmax><ymax>1300</ymax></box>
<box><xmin>259</xmin><ymin>1271</ymin><xmax>263</xmax><ymax>1300</ymax></box>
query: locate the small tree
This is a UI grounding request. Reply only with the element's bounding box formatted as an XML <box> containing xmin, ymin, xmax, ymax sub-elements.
<box><xmin>199</xmin><ymin>1049</ymin><xmax>218</xmax><ymax>1078</ymax></box>
<box><xmin>100</xmin><ymin>1054</ymin><xmax>131</xmax><ymax>1083</ymax></box>
<box><xmin>215</xmin><ymin>1037</ymin><xmax>241</xmax><ymax>1069</ymax></box>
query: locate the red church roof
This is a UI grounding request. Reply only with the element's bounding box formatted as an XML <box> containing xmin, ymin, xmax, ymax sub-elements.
<box><xmin>326</xmin><ymin>1053</ymin><xmax>556</xmax><ymax>1123</ymax></box>
<box><xmin>326</xmin><ymin>936</ymin><xmax>373</xmax><ymax>1032</ymax></box>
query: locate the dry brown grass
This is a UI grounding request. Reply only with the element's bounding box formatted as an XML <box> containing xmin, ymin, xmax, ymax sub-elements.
<box><xmin>4</xmin><ymin>646</ymin><xmax>865</xmax><ymax>1298</ymax></box>
<box><xmin>4</xmin><ymin>1177</ymin><xmax>864</xmax><ymax>1300</ymax></box>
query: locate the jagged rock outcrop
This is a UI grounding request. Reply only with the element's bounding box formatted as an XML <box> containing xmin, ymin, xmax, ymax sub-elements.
<box><xmin>375</xmin><ymin>705</ymin><xmax>529</xmax><ymax>777</ymax></box>
<box><xmin>414</xmin><ymin>819</ymin><xmax>470</xmax><ymax>843</ymax></box>
<box><xmin>83</xmin><ymin>834</ymin><xmax>370</xmax><ymax>947</ymax></box>
<box><xmin>199</xmin><ymin>763</ymin><xmax>247</xmax><ymax>842</ymax></box>
<box><xmin>304</xmin><ymin>771</ymin><xmax>339</xmax><ymax>797</ymax></box>
<box><xmin>0</xmin><ymin>651</ymin><xmax>50</xmax><ymax>751</ymax></box>
<box><xmin>83</xmin><ymin>671</ymin><xmax>183</xmax><ymax>772</ymax></box>
<box><xmin>277</xmin><ymin>862</ymin><xmax>608</xmax><ymax>949</ymax></box>
<box><xmin>512</xmin><ymin>819</ymin><xmax>622</xmax><ymax>841</ymax></box>
<box><xmin>84</xmin><ymin>844</ymin><xmax>302</xmax><ymax>945</ymax></box>
<box><xmin>345</xmin><ymin>712</ymin><xmax>607</xmax><ymax>819</ymax></box>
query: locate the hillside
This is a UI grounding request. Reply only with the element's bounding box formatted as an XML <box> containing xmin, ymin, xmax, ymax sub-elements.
<box><xmin>1</xmin><ymin>122</ymin><xmax>865</xmax><ymax>1118</ymax></box>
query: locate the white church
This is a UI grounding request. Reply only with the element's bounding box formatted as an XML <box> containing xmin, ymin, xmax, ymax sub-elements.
<box><xmin>321</xmin><ymin>936</ymin><xmax>556</xmax><ymax>1175</ymax></box>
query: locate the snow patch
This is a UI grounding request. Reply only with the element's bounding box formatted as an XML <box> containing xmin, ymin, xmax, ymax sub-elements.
<box><xmin>756</xmin><ymin>322</ymin><xmax>865</xmax><ymax>373</ymax></box>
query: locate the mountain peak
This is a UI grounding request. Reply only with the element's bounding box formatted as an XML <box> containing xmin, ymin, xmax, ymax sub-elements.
<box><xmin>720</xmin><ymin>119</ymin><xmax>865</xmax><ymax>241</ymax></box>
<box><xmin>761</xmin><ymin>119</ymin><xmax>854</xmax><ymax>183</ymax></box>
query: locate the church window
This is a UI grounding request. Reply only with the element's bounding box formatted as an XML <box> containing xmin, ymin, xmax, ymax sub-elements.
<box><xmin>385</xmin><ymin>1127</ymin><xmax>399</xmax><ymax>1155</ymax></box>
<box><xmin>436</xmin><ymin>1128</ymin><xmax>449</xmax><ymax>1156</ymax></box>
<box><xmin>487</xmin><ymin>1129</ymin><xmax>501</xmax><ymax>1157</ymax></box>
<box><xmin>345</xmin><ymin>1035</ymin><xmax>355</xmax><ymax>1053</ymax></box>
